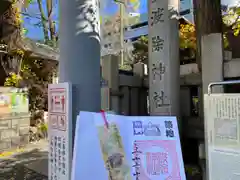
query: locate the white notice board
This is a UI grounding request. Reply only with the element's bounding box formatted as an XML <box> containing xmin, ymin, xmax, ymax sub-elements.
<box><xmin>48</xmin><ymin>82</ymin><xmax>72</xmax><ymax>180</ymax></box>
<box><xmin>204</xmin><ymin>94</ymin><xmax>240</xmax><ymax>180</ymax></box>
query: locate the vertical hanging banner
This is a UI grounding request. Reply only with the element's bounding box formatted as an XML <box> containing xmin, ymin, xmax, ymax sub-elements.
<box><xmin>148</xmin><ymin>0</ymin><xmax>171</xmax><ymax>115</ymax></box>
<box><xmin>48</xmin><ymin>83</ymin><xmax>72</xmax><ymax>180</ymax></box>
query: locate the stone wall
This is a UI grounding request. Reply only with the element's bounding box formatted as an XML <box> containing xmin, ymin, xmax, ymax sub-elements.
<box><xmin>0</xmin><ymin>114</ymin><xmax>30</xmax><ymax>151</ymax></box>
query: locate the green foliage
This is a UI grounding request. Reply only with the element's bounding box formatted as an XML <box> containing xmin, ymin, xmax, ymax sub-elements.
<box><xmin>4</xmin><ymin>73</ymin><xmax>22</xmax><ymax>87</ymax></box>
<box><xmin>132</xmin><ymin>24</ymin><xmax>197</xmax><ymax>64</ymax></box>
<box><xmin>132</xmin><ymin>14</ymin><xmax>236</xmax><ymax>63</ymax></box>
<box><xmin>223</xmin><ymin>6</ymin><xmax>240</xmax><ymax>36</ymax></box>
<box><xmin>179</xmin><ymin>23</ymin><xmax>196</xmax><ymax>50</ymax></box>
<box><xmin>21</xmin><ymin>28</ymin><xmax>28</xmax><ymax>36</ymax></box>
<box><xmin>3</xmin><ymin>0</ymin><xmax>58</xmax><ymax>114</ymax></box>
<box><xmin>132</xmin><ymin>36</ymin><xmax>148</xmax><ymax>64</ymax></box>
<box><xmin>20</xmin><ymin>58</ymin><xmax>56</xmax><ymax>112</ymax></box>
<box><xmin>36</xmin><ymin>121</ymin><xmax>48</xmax><ymax>138</ymax></box>
<box><xmin>39</xmin><ymin>122</ymin><xmax>48</xmax><ymax>131</ymax></box>
<box><xmin>119</xmin><ymin>64</ymin><xmax>132</xmax><ymax>71</ymax></box>
<box><xmin>223</xmin><ymin>34</ymin><xmax>229</xmax><ymax>48</ymax></box>
<box><xmin>2</xmin><ymin>0</ymin><xmax>57</xmax><ymax>115</ymax></box>
<box><xmin>4</xmin><ymin>55</ymin><xmax>57</xmax><ymax>113</ymax></box>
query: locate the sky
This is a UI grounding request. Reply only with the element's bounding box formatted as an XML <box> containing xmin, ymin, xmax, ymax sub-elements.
<box><xmin>23</xmin><ymin>0</ymin><xmax>58</xmax><ymax>40</ymax></box>
<box><xmin>24</xmin><ymin>0</ymin><xmax>239</xmax><ymax>40</ymax></box>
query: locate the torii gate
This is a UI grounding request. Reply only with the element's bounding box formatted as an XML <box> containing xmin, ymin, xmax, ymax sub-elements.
<box><xmin>58</xmin><ymin>0</ymin><xmax>180</xmax><ymax>179</ymax></box>
<box><xmin>58</xmin><ymin>0</ymin><xmax>180</xmax><ymax>124</ymax></box>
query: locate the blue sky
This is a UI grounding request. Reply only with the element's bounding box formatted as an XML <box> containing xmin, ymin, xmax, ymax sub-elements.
<box><xmin>23</xmin><ymin>0</ymin><xmax>58</xmax><ymax>40</ymax></box>
<box><xmin>24</xmin><ymin>0</ymin><xmax>238</xmax><ymax>40</ymax></box>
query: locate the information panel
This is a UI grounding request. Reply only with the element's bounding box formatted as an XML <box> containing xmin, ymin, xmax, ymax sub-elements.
<box><xmin>48</xmin><ymin>83</ymin><xmax>72</xmax><ymax>180</ymax></box>
<box><xmin>204</xmin><ymin>94</ymin><xmax>240</xmax><ymax>180</ymax></box>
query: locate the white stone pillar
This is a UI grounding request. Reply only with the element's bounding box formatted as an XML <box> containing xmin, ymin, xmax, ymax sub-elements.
<box><xmin>148</xmin><ymin>0</ymin><xmax>180</xmax><ymax>117</ymax></box>
<box><xmin>201</xmin><ymin>34</ymin><xmax>224</xmax><ymax>94</ymax></box>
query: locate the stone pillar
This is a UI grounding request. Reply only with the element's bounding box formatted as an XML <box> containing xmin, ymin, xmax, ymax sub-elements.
<box><xmin>148</xmin><ymin>0</ymin><xmax>180</xmax><ymax>117</ymax></box>
<box><xmin>101</xmin><ymin>55</ymin><xmax>119</xmax><ymax>113</ymax></box>
<box><xmin>169</xmin><ymin>0</ymin><xmax>180</xmax><ymax>117</ymax></box>
<box><xmin>200</xmin><ymin>30</ymin><xmax>224</xmax><ymax>180</ymax></box>
<box><xmin>133</xmin><ymin>62</ymin><xmax>148</xmax><ymax>115</ymax></box>
<box><xmin>58</xmin><ymin>0</ymin><xmax>101</xmax><ymax>135</ymax></box>
<box><xmin>133</xmin><ymin>62</ymin><xmax>145</xmax><ymax>78</ymax></box>
<box><xmin>201</xmin><ymin>34</ymin><xmax>224</xmax><ymax>94</ymax></box>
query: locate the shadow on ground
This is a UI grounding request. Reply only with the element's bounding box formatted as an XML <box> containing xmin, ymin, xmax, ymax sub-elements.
<box><xmin>0</xmin><ymin>148</ymin><xmax>48</xmax><ymax>180</ymax></box>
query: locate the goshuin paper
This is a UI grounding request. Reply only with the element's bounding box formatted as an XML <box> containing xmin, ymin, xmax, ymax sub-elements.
<box><xmin>71</xmin><ymin>112</ymin><xmax>186</xmax><ymax>180</ymax></box>
<box><xmin>130</xmin><ymin>117</ymin><xmax>185</xmax><ymax>180</ymax></box>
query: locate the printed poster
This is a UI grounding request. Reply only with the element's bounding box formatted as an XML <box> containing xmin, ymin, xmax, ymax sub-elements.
<box><xmin>0</xmin><ymin>92</ymin><xmax>29</xmax><ymax>115</ymax></box>
<box><xmin>0</xmin><ymin>93</ymin><xmax>11</xmax><ymax>115</ymax></box>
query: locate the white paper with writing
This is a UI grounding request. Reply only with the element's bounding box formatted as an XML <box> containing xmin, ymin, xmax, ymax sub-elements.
<box><xmin>71</xmin><ymin>112</ymin><xmax>186</xmax><ymax>180</ymax></box>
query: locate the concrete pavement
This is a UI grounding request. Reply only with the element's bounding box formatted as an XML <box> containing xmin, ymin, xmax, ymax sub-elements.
<box><xmin>0</xmin><ymin>140</ymin><xmax>48</xmax><ymax>180</ymax></box>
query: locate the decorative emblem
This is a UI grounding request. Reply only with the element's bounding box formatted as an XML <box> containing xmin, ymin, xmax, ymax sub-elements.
<box><xmin>144</xmin><ymin>122</ymin><xmax>161</xmax><ymax>136</ymax></box>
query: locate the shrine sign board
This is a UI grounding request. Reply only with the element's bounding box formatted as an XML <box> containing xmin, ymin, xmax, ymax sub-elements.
<box><xmin>48</xmin><ymin>83</ymin><xmax>72</xmax><ymax>180</ymax></box>
<box><xmin>148</xmin><ymin>0</ymin><xmax>171</xmax><ymax>115</ymax></box>
<box><xmin>204</xmin><ymin>93</ymin><xmax>240</xmax><ymax>180</ymax></box>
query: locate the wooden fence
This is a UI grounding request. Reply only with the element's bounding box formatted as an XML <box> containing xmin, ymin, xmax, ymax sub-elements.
<box><xmin>101</xmin><ymin>55</ymin><xmax>148</xmax><ymax>116</ymax></box>
<box><xmin>101</xmin><ymin>55</ymin><xmax>204</xmax><ymax>139</ymax></box>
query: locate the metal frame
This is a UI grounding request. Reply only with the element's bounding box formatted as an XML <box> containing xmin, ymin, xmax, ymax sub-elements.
<box><xmin>208</xmin><ymin>80</ymin><xmax>240</xmax><ymax>94</ymax></box>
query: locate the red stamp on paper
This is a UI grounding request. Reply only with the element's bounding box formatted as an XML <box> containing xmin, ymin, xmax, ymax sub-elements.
<box><xmin>133</xmin><ymin>140</ymin><xmax>181</xmax><ymax>180</ymax></box>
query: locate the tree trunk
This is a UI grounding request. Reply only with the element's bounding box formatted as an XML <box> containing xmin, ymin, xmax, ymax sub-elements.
<box><xmin>0</xmin><ymin>1</ymin><xmax>22</xmax><ymax>47</ymax></box>
<box><xmin>201</xmin><ymin>0</ymin><xmax>223</xmax><ymax>34</ymax></box>
<box><xmin>193</xmin><ymin>0</ymin><xmax>202</xmax><ymax>72</ymax></box>
<box><xmin>0</xmin><ymin>1</ymin><xmax>23</xmax><ymax>79</ymax></box>
<box><xmin>46</xmin><ymin>0</ymin><xmax>56</xmax><ymax>45</ymax></box>
<box><xmin>193</xmin><ymin>0</ymin><xmax>223</xmax><ymax>72</ymax></box>
<box><xmin>37</xmin><ymin>0</ymin><xmax>49</xmax><ymax>43</ymax></box>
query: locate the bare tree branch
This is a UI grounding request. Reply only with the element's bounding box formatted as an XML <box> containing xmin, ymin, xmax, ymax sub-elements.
<box><xmin>36</xmin><ymin>0</ymin><xmax>49</xmax><ymax>42</ymax></box>
<box><xmin>21</xmin><ymin>12</ymin><xmax>42</xmax><ymax>20</ymax></box>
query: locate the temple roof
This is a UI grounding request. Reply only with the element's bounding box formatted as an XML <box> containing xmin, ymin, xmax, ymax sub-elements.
<box><xmin>21</xmin><ymin>38</ymin><xmax>59</xmax><ymax>61</ymax></box>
